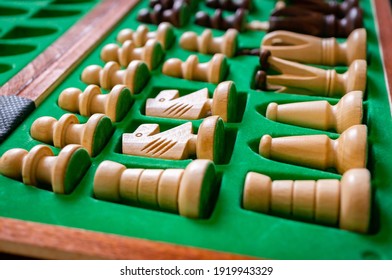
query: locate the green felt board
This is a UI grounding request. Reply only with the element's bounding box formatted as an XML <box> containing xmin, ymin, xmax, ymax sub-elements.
<box><xmin>0</xmin><ymin>0</ymin><xmax>100</xmax><ymax>86</ymax></box>
<box><xmin>1</xmin><ymin>0</ymin><xmax>392</xmax><ymax>259</ymax></box>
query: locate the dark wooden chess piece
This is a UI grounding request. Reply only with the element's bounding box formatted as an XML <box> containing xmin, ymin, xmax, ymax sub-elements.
<box><xmin>205</xmin><ymin>0</ymin><xmax>252</xmax><ymax>11</ymax></box>
<box><xmin>137</xmin><ymin>0</ymin><xmax>190</xmax><ymax>27</ymax></box>
<box><xmin>195</xmin><ymin>8</ymin><xmax>247</xmax><ymax>31</ymax></box>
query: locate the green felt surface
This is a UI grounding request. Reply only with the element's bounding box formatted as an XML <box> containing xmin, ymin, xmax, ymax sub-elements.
<box><xmin>0</xmin><ymin>0</ymin><xmax>100</xmax><ymax>86</ymax></box>
<box><xmin>1</xmin><ymin>0</ymin><xmax>392</xmax><ymax>259</ymax></box>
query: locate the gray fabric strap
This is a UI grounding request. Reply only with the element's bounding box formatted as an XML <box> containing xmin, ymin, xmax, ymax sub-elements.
<box><xmin>0</xmin><ymin>96</ymin><xmax>35</xmax><ymax>143</ymax></box>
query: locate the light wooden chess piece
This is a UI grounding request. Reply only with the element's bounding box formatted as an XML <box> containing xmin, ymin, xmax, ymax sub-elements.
<box><xmin>162</xmin><ymin>54</ymin><xmax>228</xmax><ymax>84</ymax></box>
<box><xmin>255</xmin><ymin>51</ymin><xmax>367</xmax><ymax>97</ymax></box>
<box><xmin>117</xmin><ymin>22</ymin><xmax>175</xmax><ymax>50</ymax></box>
<box><xmin>259</xmin><ymin>124</ymin><xmax>367</xmax><ymax>174</ymax></box>
<box><xmin>0</xmin><ymin>144</ymin><xmax>91</xmax><ymax>194</ymax></box>
<box><xmin>145</xmin><ymin>81</ymin><xmax>237</xmax><ymax>122</ymax></box>
<box><xmin>243</xmin><ymin>168</ymin><xmax>371</xmax><ymax>233</ymax></box>
<box><xmin>261</xmin><ymin>28</ymin><xmax>366</xmax><ymax>66</ymax></box>
<box><xmin>122</xmin><ymin>116</ymin><xmax>224</xmax><ymax>163</ymax></box>
<box><xmin>101</xmin><ymin>39</ymin><xmax>164</xmax><ymax>70</ymax></box>
<box><xmin>266</xmin><ymin>91</ymin><xmax>363</xmax><ymax>133</ymax></box>
<box><xmin>81</xmin><ymin>60</ymin><xmax>150</xmax><ymax>94</ymax></box>
<box><xmin>180</xmin><ymin>29</ymin><xmax>238</xmax><ymax>57</ymax></box>
<box><xmin>30</xmin><ymin>113</ymin><xmax>113</xmax><ymax>156</ymax></box>
<box><xmin>93</xmin><ymin>159</ymin><xmax>217</xmax><ymax>218</ymax></box>
<box><xmin>58</xmin><ymin>85</ymin><xmax>133</xmax><ymax>122</ymax></box>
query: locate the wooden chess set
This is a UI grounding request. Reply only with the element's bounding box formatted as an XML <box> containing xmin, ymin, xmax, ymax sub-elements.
<box><xmin>0</xmin><ymin>0</ymin><xmax>391</xmax><ymax>259</ymax></box>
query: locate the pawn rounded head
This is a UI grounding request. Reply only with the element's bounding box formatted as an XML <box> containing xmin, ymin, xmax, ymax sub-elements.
<box><xmin>101</xmin><ymin>43</ymin><xmax>121</xmax><ymax>63</ymax></box>
<box><xmin>195</xmin><ymin>11</ymin><xmax>211</xmax><ymax>27</ymax></box>
<box><xmin>170</xmin><ymin>0</ymin><xmax>191</xmax><ymax>27</ymax></box>
<box><xmin>178</xmin><ymin>159</ymin><xmax>217</xmax><ymax>218</ymax></box>
<box><xmin>81</xmin><ymin>65</ymin><xmax>102</xmax><ymax>85</ymax></box>
<box><xmin>340</xmin><ymin>168</ymin><xmax>371</xmax><ymax>233</ymax></box>
<box><xmin>0</xmin><ymin>148</ymin><xmax>28</xmax><ymax>181</ymax></box>
<box><xmin>137</xmin><ymin>8</ymin><xmax>152</xmax><ymax>24</ymax></box>
<box><xmin>179</xmin><ymin>31</ymin><xmax>198</xmax><ymax>52</ymax></box>
<box><xmin>346</xmin><ymin>28</ymin><xmax>367</xmax><ymax>64</ymax></box>
<box><xmin>212</xmin><ymin>81</ymin><xmax>237</xmax><ymax>122</ymax></box>
<box><xmin>336</xmin><ymin>124</ymin><xmax>367</xmax><ymax>174</ymax></box>
<box><xmin>117</xmin><ymin>28</ymin><xmax>134</xmax><ymax>44</ymax></box>
<box><xmin>196</xmin><ymin>116</ymin><xmax>225</xmax><ymax>163</ymax></box>
<box><xmin>345</xmin><ymin>59</ymin><xmax>367</xmax><ymax>96</ymax></box>
<box><xmin>58</xmin><ymin>87</ymin><xmax>83</xmax><ymax>113</ymax></box>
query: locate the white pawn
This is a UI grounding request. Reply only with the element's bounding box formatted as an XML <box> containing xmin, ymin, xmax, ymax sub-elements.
<box><xmin>0</xmin><ymin>144</ymin><xmax>90</xmax><ymax>194</ymax></box>
<box><xmin>30</xmin><ymin>113</ymin><xmax>113</xmax><ymax>156</ymax></box>
<box><xmin>101</xmin><ymin>39</ymin><xmax>164</xmax><ymax>70</ymax></box>
<box><xmin>81</xmin><ymin>60</ymin><xmax>150</xmax><ymax>94</ymax></box>
<box><xmin>58</xmin><ymin>84</ymin><xmax>133</xmax><ymax>122</ymax></box>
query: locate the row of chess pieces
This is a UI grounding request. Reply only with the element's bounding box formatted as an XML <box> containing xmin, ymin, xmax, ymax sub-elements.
<box><xmin>0</xmin><ymin>0</ymin><xmax>371</xmax><ymax>231</ymax></box>
<box><xmin>137</xmin><ymin>0</ymin><xmax>362</xmax><ymax>38</ymax></box>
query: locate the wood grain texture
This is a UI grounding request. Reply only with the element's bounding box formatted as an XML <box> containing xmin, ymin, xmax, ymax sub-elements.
<box><xmin>0</xmin><ymin>0</ymin><xmax>141</xmax><ymax>106</ymax></box>
<box><xmin>0</xmin><ymin>217</ymin><xmax>253</xmax><ymax>260</ymax></box>
<box><xmin>373</xmin><ymin>0</ymin><xmax>392</xmax><ymax>113</ymax></box>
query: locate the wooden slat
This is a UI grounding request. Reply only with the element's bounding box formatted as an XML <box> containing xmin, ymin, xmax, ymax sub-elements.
<box><xmin>373</xmin><ymin>0</ymin><xmax>392</xmax><ymax>113</ymax></box>
<box><xmin>0</xmin><ymin>217</ymin><xmax>253</xmax><ymax>260</ymax></box>
<box><xmin>0</xmin><ymin>0</ymin><xmax>140</xmax><ymax>106</ymax></box>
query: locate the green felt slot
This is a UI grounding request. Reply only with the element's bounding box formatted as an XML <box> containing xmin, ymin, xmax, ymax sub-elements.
<box><xmin>0</xmin><ymin>0</ymin><xmax>99</xmax><ymax>86</ymax></box>
<box><xmin>0</xmin><ymin>6</ymin><xmax>28</xmax><ymax>16</ymax></box>
<box><xmin>1</xmin><ymin>0</ymin><xmax>392</xmax><ymax>260</ymax></box>
<box><xmin>31</xmin><ymin>8</ymin><xmax>81</xmax><ymax>18</ymax></box>
<box><xmin>2</xmin><ymin>26</ymin><xmax>58</xmax><ymax>39</ymax></box>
